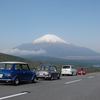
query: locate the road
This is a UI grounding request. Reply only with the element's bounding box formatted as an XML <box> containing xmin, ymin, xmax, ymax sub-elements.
<box><xmin>0</xmin><ymin>72</ymin><xmax>100</xmax><ymax>100</ymax></box>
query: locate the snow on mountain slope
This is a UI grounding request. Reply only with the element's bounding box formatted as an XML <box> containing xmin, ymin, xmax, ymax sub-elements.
<box><xmin>32</xmin><ymin>34</ymin><xmax>70</xmax><ymax>44</ymax></box>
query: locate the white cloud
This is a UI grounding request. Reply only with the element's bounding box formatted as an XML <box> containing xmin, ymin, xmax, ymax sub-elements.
<box><xmin>1</xmin><ymin>48</ymin><xmax>46</xmax><ymax>56</ymax></box>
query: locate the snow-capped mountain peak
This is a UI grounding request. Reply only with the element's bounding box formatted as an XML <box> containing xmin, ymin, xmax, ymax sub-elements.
<box><xmin>32</xmin><ymin>34</ymin><xmax>70</xmax><ymax>44</ymax></box>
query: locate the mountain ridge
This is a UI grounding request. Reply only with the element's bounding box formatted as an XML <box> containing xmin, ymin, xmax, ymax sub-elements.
<box><xmin>1</xmin><ymin>34</ymin><xmax>100</xmax><ymax>57</ymax></box>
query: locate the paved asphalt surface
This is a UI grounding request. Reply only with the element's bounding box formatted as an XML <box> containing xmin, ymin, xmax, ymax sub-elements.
<box><xmin>0</xmin><ymin>73</ymin><xmax>100</xmax><ymax>100</ymax></box>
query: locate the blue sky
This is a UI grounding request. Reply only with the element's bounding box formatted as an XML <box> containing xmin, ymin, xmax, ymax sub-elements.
<box><xmin>0</xmin><ymin>0</ymin><xmax>100</xmax><ymax>53</ymax></box>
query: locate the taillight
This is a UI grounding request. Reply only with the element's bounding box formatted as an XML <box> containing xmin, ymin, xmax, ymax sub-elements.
<box><xmin>43</xmin><ymin>73</ymin><xmax>50</xmax><ymax>76</ymax></box>
<box><xmin>7</xmin><ymin>74</ymin><xmax>12</xmax><ymax>78</ymax></box>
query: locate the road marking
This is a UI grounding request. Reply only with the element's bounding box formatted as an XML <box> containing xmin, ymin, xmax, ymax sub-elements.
<box><xmin>65</xmin><ymin>79</ymin><xmax>82</xmax><ymax>84</ymax></box>
<box><xmin>0</xmin><ymin>92</ymin><xmax>28</xmax><ymax>100</ymax></box>
<box><xmin>97</xmin><ymin>74</ymin><xmax>100</xmax><ymax>76</ymax></box>
<box><xmin>88</xmin><ymin>76</ymin><xmax>94</xmax><ymax>78</ymax></box>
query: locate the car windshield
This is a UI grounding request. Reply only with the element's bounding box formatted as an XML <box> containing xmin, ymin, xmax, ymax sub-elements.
<box><xmin>38</xmin><ymin>66</ymin><xmax>49</xmax><ymax>70</ymax></box>
<box><xmin>0</xmin><ymin>64</ymin><xmax>12</xmax><ymax>70</ymax></box>
<box><xmin>63</xmin><ymin>66</ymin><xmax>70</xmax><ymax>69</ymax></box>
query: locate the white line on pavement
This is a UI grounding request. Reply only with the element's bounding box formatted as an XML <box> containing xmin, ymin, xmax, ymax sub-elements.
<box><xmin>88</xmin><ymin>76</ymin><xmax>94</xmax><ymax>78</ymax></box>
<box><xmin>65</xmin><ymin>79</ymin><xmax>82</xmax><ymax>84</ymax></box>
<box><xmin>0</xmin><ymin>92</ymin><xmax>28</xmax><ymax>100</ymax></box>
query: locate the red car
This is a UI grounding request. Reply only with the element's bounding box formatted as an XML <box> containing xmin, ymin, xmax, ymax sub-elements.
<box><xmin>78</xmin><ymin>69</ymin><xmax>86</xmax><ymax>75</ymax></box>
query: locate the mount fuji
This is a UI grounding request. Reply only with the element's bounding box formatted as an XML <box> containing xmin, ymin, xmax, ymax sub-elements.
<box><xmin>2</xmin><ymin>34</ymin><xmax>99</xmax><ymax>57</ymax></box>
<box><xmin>32</xmin><ymin>34</ymin><xmax>70</xmax><ymax>44</ymax></box>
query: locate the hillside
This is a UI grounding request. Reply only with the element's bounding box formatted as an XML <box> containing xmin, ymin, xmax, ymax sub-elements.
<box><xmin>22</xmin><ymin>55</ymin><xmax>100</xmax><ymax>72</ymax></box>
<box><xmin>22</xmin><ymin>56</ymin><xmax>100</xmax><ymax>66</ymax></box>
<box><xmin>0</xmin><ymin>53</ymin><xmax>40</xmax><ymax>70</ymax></box>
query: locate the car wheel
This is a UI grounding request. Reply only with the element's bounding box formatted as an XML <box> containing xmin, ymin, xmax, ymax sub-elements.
<box><xmin>71</xmin><ymin>72</ymin><xmax>73</xmax><ymax>76</ymax></box>
<box><xmin>32</xmin><ymin>76</ymin><xmax>37</xmax><ymax>83</ymax></box>
<box><xmin>50</xmin><ymin>75</ymin><xmax>53</xmax><ymax>80</ymax></box>
<box><xmin>62</xmin><ymin>74</ymin><xmax>64</xmax><ymax>76</ymax></box>
<box><xmin>13</xmin><ymin>77</ymin><xmax>20</xmax><ymax>85</ymax></box>
<box><xmin>57</xmin><ymin>74</ymin><xmax>60</xmax><ymax>79</ymax></box>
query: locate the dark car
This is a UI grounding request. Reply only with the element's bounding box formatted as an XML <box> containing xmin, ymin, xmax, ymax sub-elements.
<box><xmin>36</xmin><ymin>65</ymin><xmax>60</xmax><ymax>80</ymax></box>
<box><xmin>0</xmin><ymin>61</ymin><xmax>37</xmax><ymax>85</ymax></box>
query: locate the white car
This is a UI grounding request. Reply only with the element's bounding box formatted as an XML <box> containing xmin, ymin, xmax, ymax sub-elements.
<box><xmin>61</xmin><ymin>65</ymin><xmax>77</xmax><ymax>76</ymax></box>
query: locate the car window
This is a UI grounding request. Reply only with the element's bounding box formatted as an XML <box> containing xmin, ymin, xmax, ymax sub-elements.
<box><xmin>50</xmin><ymin>66</ymin><xmax>57</xmax><ymax>71</ymax></box>
<box><xmin>37</xmin><ymin>66</ymin><xmax>49</xmax><ymax>70</ymax></box>
<box><xmin>37</xmin><ymin>66</ymin><xmax>41</xmax><ymax>70</ymax></box>
<box><xmin>62</xmin><ymin>66</ymin><xmax>70</xmax><ymax>69</ymax></box>
<box><xmin>21</xmin><ymin>64</ymin><xmax>30</xmax><ymax>71</ymax></box>
<box><xmin>42</xmin><ymin>66</ymin><xmax>49</xmax><ymax>70</ymax></box>
<box><xmin>6</xmin><ymin>64</ymin><xmax>12</xmax><ymax>70</ymax></box>
<box><xmin>44</xmin><ymin>66</ymin><xmax>49</xmax><ymax>70</ymax></box>
<box><xmin>0</xmin><ymin>64</ymin><xmax>12</xmax><ymax>70</ymax></box>
<box><xmin>15</xmin><ymin>64</ymin><xmax>29</xmax><ymax>71</ymax></box>
<box><xmin>40</xmin><ymin>66</ymin><xmax>43</xmax><ymax>70</ymax></box>
<box><xmin>15</xmin><ymin>64</ymin><xmax>22</xmax><ymax>71</ymax></box>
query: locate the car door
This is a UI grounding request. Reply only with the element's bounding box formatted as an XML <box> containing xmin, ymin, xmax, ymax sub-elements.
<box><xmin>14</xmin><ymin>64</ymin><xmax>25</xmax><ymax>80</ymax></box>
<box><xmin>21</xmin><ymin>64</ymin><xmax>33</xmax><ymax>80</ymax></box>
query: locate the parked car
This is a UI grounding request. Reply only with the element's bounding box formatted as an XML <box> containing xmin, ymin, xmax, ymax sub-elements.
<box><xmin>78</xmin><ymin>68</ymin><xmax>86</xmax><ymax>75</ymax></box>
<box><xmin>36</xmin><ymin>65</ymin><xmax>60</xmax><ymax>80</ymax></box>
<box><xmin>61</xmin><ymin>65</ymin><xmax>77</xmax><ymax>76</ymax></box>
<box><xmin>0</xmin><ymin>61</ymin><xmax>37</xmax><ymax>85</ymax></box>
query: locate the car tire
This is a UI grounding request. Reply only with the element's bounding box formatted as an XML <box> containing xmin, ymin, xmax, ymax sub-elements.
<box><xmin>32</xmin><ymin>76</ymin><xmax>37</xmax><ymax>83</ymax></box>
<box><xmin>57</xmin><ymin>74</ymin><xmax>60</xmax><ymax>79</ymax></box>
<box><xmin>71</xmin><ymin>72</ymin><xmax>73</xmax><ymax>76</ymax></box>
<box><xmin>13</xmin><ymin>77</ymin><xmax>20</xmax><ymax>86</ymax></box>
<box><xmin>50</xmin><ymin>75</ymin><xmax>53</xmax><ymax>80</ymax></box>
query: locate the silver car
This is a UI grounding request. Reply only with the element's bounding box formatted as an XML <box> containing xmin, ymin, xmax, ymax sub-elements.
<box><xmin>36</xmin><ymin>65</ymin><xmax>60</xmax><ymax>80</ymax></box>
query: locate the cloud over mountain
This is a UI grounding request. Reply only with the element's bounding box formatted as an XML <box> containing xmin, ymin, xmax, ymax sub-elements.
<box><xmin>2</xmin><ymin>49</ymin><xmax>46</xmax><ymax>56</ymax></box>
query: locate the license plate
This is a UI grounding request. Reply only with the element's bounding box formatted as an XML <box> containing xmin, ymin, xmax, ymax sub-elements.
<box><xmin>39</xmin><ymin>73</ymin><xmax>43</xmax><ymax>75</ymax></box>
<box><xmin>0</xmin><ymin>74</ymin><xmax>3</xmax><ymax>78</ymax></box>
